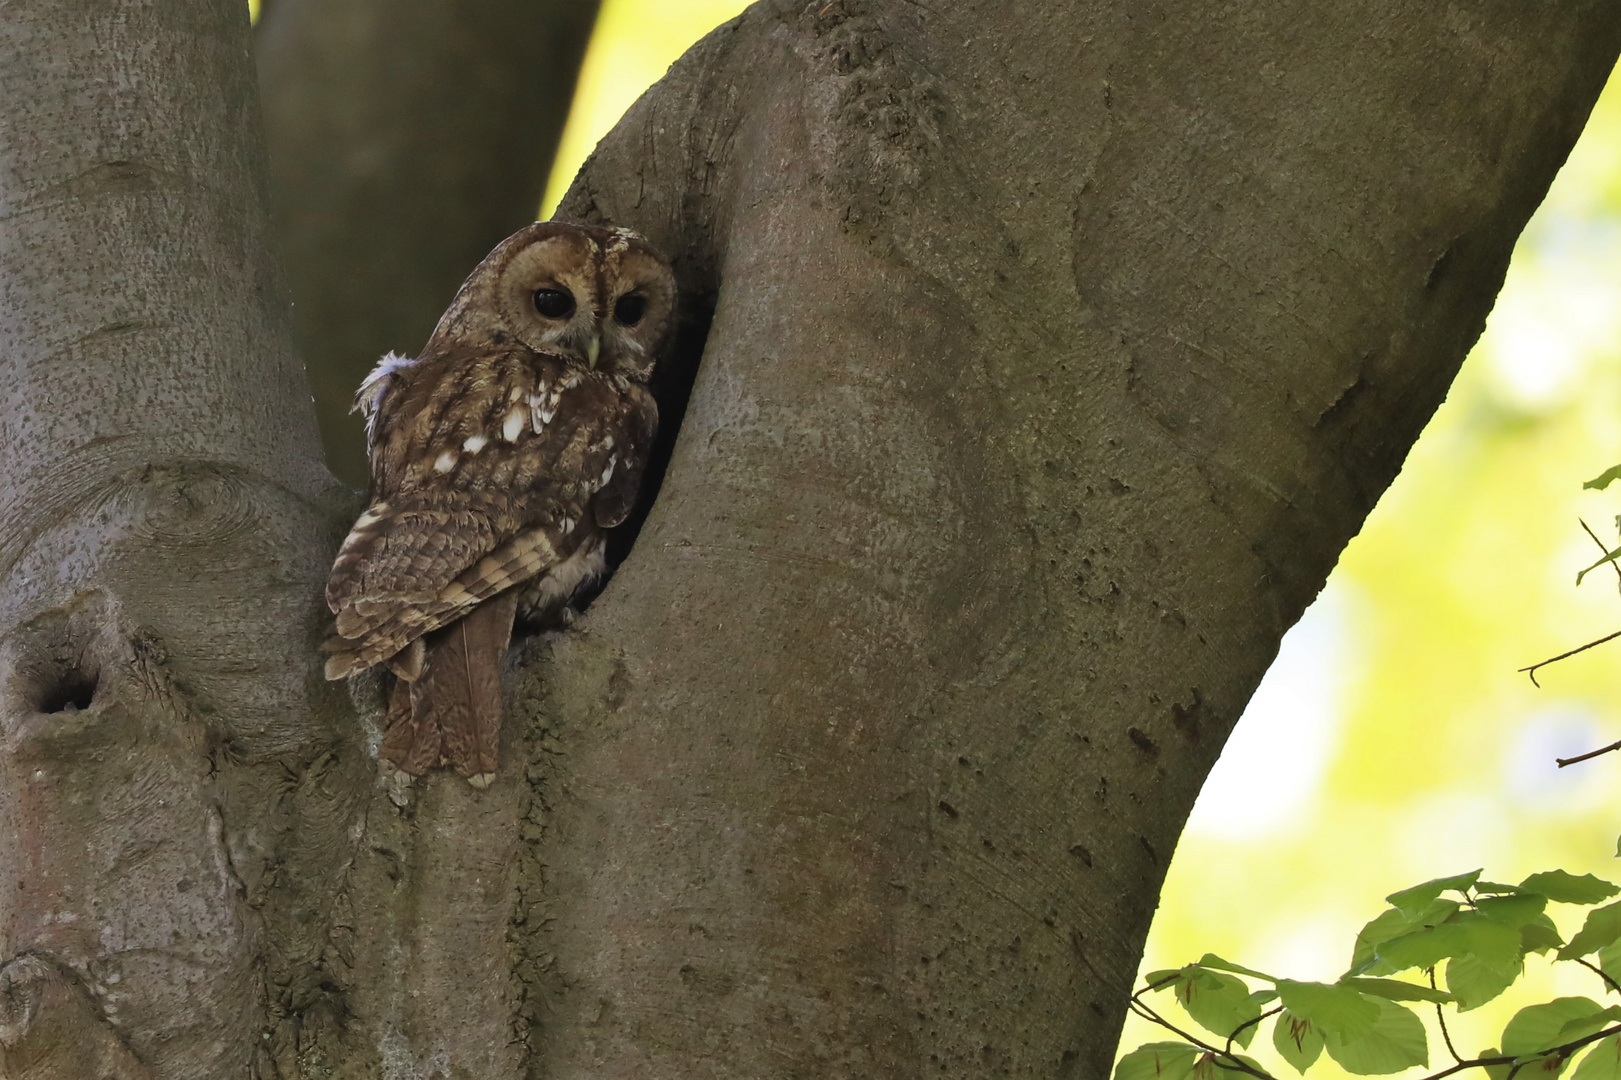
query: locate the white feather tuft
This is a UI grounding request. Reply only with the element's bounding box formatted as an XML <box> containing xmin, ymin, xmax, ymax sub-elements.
<box><xmin>354</xmin><ymin>351</ymin><xmax>416</xmax><ymax>441</ymax></box>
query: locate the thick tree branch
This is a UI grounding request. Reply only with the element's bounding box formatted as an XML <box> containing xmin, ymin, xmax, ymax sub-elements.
<box><xmin>256</xmin><ymin>0</ymin><xmax>601</xmax><ymax>486</ymax></box>
<box><xmin>528</xmin><ymin>1</ymin><xmax>1621</xmax><ymax>1075</ymax></box>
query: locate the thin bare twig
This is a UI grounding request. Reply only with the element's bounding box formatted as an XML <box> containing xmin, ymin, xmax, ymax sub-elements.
<box><xmin>1520</xmin><ymin>629</ymin><xmax>1621</xmax><ymax>687</ymax></box>
<box><xmin>1559</xmin><ymin>740</ymin><xmax>1621</xmax><ymax>768</ymax></box>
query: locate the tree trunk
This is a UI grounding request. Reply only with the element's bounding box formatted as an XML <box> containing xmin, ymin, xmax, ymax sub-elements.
<box><xmin>0</xmin><ymin>1</ymin><xmax>1614</xmax><ymax>1078</ymax></box>
<box><xmin>0</xmin><ymin>1</ymin><xmax>343</xmax><ymax>1076</ymax></box>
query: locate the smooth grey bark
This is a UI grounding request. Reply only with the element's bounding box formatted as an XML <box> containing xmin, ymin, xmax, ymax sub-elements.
<box><xmin>530</xmin><ymin>2</ymin><xmax>1621</xmax><ymax>1077</ymax></box>
<box><xmin>0</xmin><ymin>0</ymin><xmax>1616</xmax><ymax>1078</ymax></box>
<box><xmin>256</xmin><ymin>0</ymin><xmax>600</xmax><ymax>487</ymax></box>
<box><xmin>0</xmin><ymin>1</ymin><xmax>344</xmax><ymax>1077</ymax></box>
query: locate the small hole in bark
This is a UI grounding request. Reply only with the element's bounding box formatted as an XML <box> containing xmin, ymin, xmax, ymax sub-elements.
<box><xmin>34</xmin><ymin>663</ymin><xmax>98</xmax><ymax>714</ymax></box>
<box><xmin>574</xmin><ymin>288</ymin><xmax>716</xmax><ymax>611</ymax></box>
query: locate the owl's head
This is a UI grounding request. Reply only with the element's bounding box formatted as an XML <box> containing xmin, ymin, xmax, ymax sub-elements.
<box><xmin>429</xmin><ymin>221</ymin><xmax>676</xmax><ymax>381</ymax></box>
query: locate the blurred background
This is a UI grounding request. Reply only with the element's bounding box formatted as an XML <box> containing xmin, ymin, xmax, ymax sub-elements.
<box><xmin>260</xmin><ymin>2</ymin><xmax>1621</xmax><ymax>1072</ymax></box>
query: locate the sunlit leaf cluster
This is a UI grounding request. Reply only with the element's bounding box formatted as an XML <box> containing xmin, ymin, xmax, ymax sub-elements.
<box><xmin>1122</xmin><ymin>871</ymin><xmax>1621</xmax><ymax>1080</ymax></box>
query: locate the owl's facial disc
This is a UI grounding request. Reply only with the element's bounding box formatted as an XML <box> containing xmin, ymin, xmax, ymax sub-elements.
<box><xmin>495</xmin><ymin>234</ymin><xmax>603</xmax><ymax>362</ymax></box>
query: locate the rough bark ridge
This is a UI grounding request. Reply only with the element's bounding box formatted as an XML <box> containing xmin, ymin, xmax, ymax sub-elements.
<box><xmin>0</xmin><ymin>0</ymin><xmax>1616</xmax><ymax>1078</ymax></box>
<box><xmin>257</xmin><ymin>0</ymin><xmax>601</xmax><ymax>487</ymax></box>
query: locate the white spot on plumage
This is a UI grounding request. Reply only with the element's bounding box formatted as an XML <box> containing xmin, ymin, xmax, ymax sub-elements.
<box><xmin>598</xmin><ymin>454</ymin><xmax>617</xmax><ymax>489</ymax></box>
<box><xmin>560</xmin><ymin>517</ymin><xmax>575</xmax><ymax>534</ymax></box>
<box><xmin>528</xmin><ymin>393</ymin><xmax>547</xmax><ymax>432</ymax></box>
<box><xmin>502</xmin><ymin>406</ymin><xmax>527</xmax><ymax>442</ymax></box>
<box><xmin>560</xmin><ymin>371</ymin><xmax>582</xmax><ymax>390</ymax></box>
<box><xmin>508</xmin><ymin>385</ymin><xmax>524</xmax><ymax>402</ymax></box>
<box><xmin>463</xmin><ymin>434</ymin><xmax>488</xmax><ymax>453</ymax></box>
<box><xmin>539</xmin><ymin>389</ymin><xmax>561</xmax><ymax>424</ymax></box>
<box><xmin>433</xmin><ymin>450</ymin><xmax>457</xmax><ymax>473</ymax></box>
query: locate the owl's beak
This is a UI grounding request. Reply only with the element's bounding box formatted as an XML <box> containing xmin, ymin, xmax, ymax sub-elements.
<box><xmin>587</xmin><ymin>335</ymin><xmax>601</xmax><ymax>368</ymax></box>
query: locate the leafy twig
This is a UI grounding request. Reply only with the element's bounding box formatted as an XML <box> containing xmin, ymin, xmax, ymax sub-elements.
<box><xmin>1128</xmin><ymin>987</ymin><xmax>1274</xmax><ymax>1079</ymax></box>
<box><xmin>1579</xmin><ymin>518</ymin><xmax>1621</xmax><ymax>592</ymax></box>
<box><xmin>1131</xmin><ymin>979</ymin><xmax>1621</xmax><ymax>1080</ymax></box>
<box><xmin>1225</xmin><ymin>1005</ymin><xmax>1283</xmax><ymax>1058</ymax></box>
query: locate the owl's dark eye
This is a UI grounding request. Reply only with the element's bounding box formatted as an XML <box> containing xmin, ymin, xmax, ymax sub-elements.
<box><xmin>532</xmin><ymin>288</ymin><xmax>575</xmax><ymax>319</ymax></box>
<box><xmin>613</xmin><ymin>294</ymin><xmax>647</xmax><ymax>327</ymax></box>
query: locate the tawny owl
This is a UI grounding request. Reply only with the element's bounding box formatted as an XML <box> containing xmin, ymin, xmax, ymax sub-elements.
<box><xmin>323</xmin><ymin>221</ymin><xmax>676</xmax><ymax>786</ymax></box>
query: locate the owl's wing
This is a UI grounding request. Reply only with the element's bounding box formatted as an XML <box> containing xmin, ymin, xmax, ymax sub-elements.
<box><xmin>324</xmin><ymin>352</ymin><xmax>641</xmax><ymax>679</ymax></box>
<box><xmin>322</xmin><ymin>490</ymin><xmax>519</xmax><ymax>678</ymax></box>
<box><xmin>592</xmin><ymin>384</ymin><xmax>659</xmax><ymax>529</ymax></box>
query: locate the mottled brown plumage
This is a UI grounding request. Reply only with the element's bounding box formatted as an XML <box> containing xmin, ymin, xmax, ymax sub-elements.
<box><xmin>324</xmin><ymin>221</ymin><xmax>675</xmax><ymax>785</ymax></box>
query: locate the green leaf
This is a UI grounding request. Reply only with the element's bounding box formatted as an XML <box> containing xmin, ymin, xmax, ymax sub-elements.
<box><xmin>1387</xmin><ymin>871</ymin><xmax>1482</xmax><ymax>916</ymax></box>
<box><xmin>1447</xmin><ymin>953</ymin><xmax>1523</xmax><ymax>1012</ymax></box>
<box><xmin>1321</xmin><ymin>998</ymin><xmax>1428</xmax><ymax>1075</ymax></box>
<box><xmin>1115</xmin><ymin>1042</ymin><xmax>1199</xmax><ymax>1080</ymax></box>
<box><xmin>1145</xmin><ymin>969</ymin><xmax>1184</xmax><ymax>989</ymax></box>
<box><xmin>1175</xmin><ymin>969</ymin><xmax>1263</xmax><ymax>1048</ymax></box>
<box><xmin>1526</xmin><ymin>915</ymin><xmax>1567</xmax><ymax>956</ymax></box>
<box><xmin>1503</xmin><ymin>998</ymin><xmax>1607</xmax><ymax>1057</ymax></box>
<box><xmin>1523</xmin><ymin>872</ymin><xmax>1621</xmax><ymax>906</ymax></box>
<box><xmin>1348</xmin><ymin>899</ymin><xmax>1461</xmax><ymax>976</ymax></box>
<box><xmin>1376</xmin><ymin>911</ymin><xmax>1521</xmax><ymax>972</ymax></box>
<box><xmin>1561</xmin><ymin>903</ymin><xmax>1621</xmax><ymax>961</ymax></box>
<box><xmin>1251</xmin><ymin>989</ymin><xmax>1279</xmax><ymax>1007</ymax></box>
<box><xmin>1574</xmin><ymin>1035</ymin><xmax>1621</xmax><ymax>1080</ymax></box>
<box><xmin>1340</xmin><ymin>977</ymin><xmax>1453</xmax><ymax>1004</ymax></box>
<box><xmin>1196</xmin><ymin>953</ymin><xmax>1277</xmax><ymax>981</ymax></box>
<box><xmin>1480</xmin><ymin>893</ymin><xmax>1550</xmax><ymax>928</ymax></box>
<box><xmin>1276</xmin><ymin>980</ymin><xmax>1380</xmax><ymax>1040</ymax></box>
<box><xmin>1597</xmin><ymin>939</ymin><xmax>1621</xmax><ymax>986</ymax></box>
<box><xmin>1273</xmin><ymin>1011</ymin><xmax>1324</xmax><ymax>1074</ymax></box>
<box><xmin>1478</xmin><ymin>882</ymin><xmax>1526</xmax><ymax>895</ymax></box>
<box><xmin>1559</xmin><ymin>1006</ymin><xmax>1621</xmax><ymax>1043</ymax></box>
<box><xmin>1577</xmin><ymin>546</ymin><xmax>1621</xmax><ymax>586</ymax></box>
<box><xmin>1584</xmin><ymin>465</ymin><xmax>1621</xmax><ymax>492</ymax></box>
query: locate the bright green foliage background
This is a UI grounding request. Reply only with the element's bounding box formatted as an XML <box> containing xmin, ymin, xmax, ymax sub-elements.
<box><xmin>542</xmin><ymin>0</ymin><xmax>754</xmax><ymax>216</ymax></box>
<box><xmin>1121</xmin><ymin>69</ymin><xmax>1621</xmax><ymax>1078</ymax></box>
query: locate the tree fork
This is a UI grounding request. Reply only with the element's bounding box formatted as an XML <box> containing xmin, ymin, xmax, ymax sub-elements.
<box><xmin>0</xmin><ymin>0</ymin><xmax>1615</xmax><ymax>1077</ymax></box>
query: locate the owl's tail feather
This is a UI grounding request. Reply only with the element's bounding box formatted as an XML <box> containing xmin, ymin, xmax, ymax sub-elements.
<box><xmin>379</xmin><ymin>591</ymin><xmax>519</xmax><ymax>786</ymax></box>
